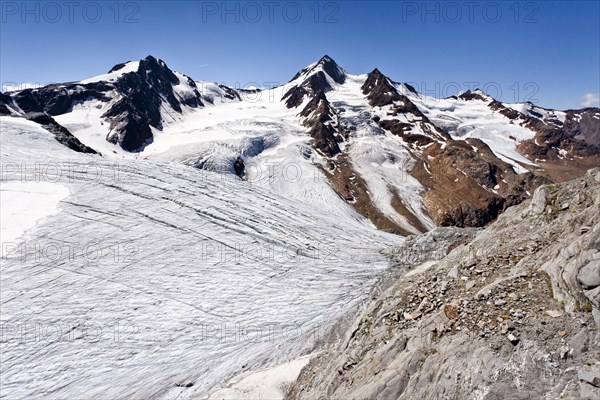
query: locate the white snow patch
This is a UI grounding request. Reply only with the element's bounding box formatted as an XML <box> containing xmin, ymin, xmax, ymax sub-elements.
<box><xmin>79</xmin><ymin>61</ymin><xmax>140</xmax><ymax>84</ymax></box>
<box><xmin>404</xmin><ymin>260</ymin><xmax>437</xmax><ymax>277</ymax></box>
<box><xmin>206</xmin><ymin>354</ymin><xmax>313</xmax><ymax>400</ymax></box>
<box><xmin>1</xmin><ymin>181</ymin><xmax>69</xmax><ymax>246</ymax></box>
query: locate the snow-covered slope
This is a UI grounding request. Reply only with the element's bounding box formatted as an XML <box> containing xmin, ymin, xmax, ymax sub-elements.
<box><xmin>79</xmin><ymin>61</ymin><xmax>141</xmax><ymax>84</ymax></box>
<box><xmin>0</xmin><ymin>115</ymin><xmax>403</xmax><ymax>398</ymax></box>
<box><xmin>409</xmin><ymin>91</ymin><xmax>538</xmax><ymax>169</ymax></box>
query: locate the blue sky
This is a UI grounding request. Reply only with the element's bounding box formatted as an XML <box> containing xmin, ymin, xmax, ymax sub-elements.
<box><xmin>1</xmin><ymin>0</ymin><xmax>599</xmax><ymax>109</ymax></box>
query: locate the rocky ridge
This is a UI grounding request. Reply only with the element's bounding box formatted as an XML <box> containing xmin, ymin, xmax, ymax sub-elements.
<box><xmin>287</xmin><ymin>168</ymin><xmax>600</xmax><ymax>400</ymax></box>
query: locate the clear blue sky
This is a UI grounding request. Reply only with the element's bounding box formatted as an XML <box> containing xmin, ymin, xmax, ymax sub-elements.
<box><xmin>1</xmin><ymin>0</ymin><xmax>599</xmax><ymax>110</ymax></box>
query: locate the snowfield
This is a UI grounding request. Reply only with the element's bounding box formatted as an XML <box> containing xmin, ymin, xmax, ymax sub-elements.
<box><xmin>408</xmin><ymin>92</ymin><xmax>539</xmax><ymax>170</ymax></box>
<box><xmin>1</xmin><ymin>182</ymin><xmax>69</xmax><ymax>246</ymax></box>
<box><xmin>0</xmin><ymin>116</ymin><xmax>403</xmax><ymax>399</ymax></box>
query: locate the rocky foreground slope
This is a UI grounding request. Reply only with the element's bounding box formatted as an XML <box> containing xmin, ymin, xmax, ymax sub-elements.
<box><xmin>287</xmin><ymin>168</ymin><xmax>600</xmax><ymax>400</ymax></box>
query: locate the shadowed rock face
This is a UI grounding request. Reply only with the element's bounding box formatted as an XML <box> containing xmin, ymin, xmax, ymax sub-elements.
<box><xmin>315</xmin><ymin>55</ymin><xmax>346</xmax><ymax>85</ymax></box>
<box><xmin>10</xmin><ymin>82</ymin><xmax>113</xmax><ymax>116</ymax></box>
<box><xmin>489</xmin><ymin>99</ymin><xmax>520</xmax><ymax>119</ymax></box>
<box><xmin>102</xmin><ymin>97</ymin><xmax>155</xmax><ymax>152</ymax></box>
<box><xmin>564</xmin><ymin>108</ymin><xmax>600</xmax><ymax>146</ymax></box>
<box><xmin>290</xmin><ymin>55</ymin><xmax>346</xmax><ymax>85</ymax></box>
<box><xmin>1</xmin><ymin>92</ymin><xmax>97</xmax><ymax>154</ymax></box>
<box><xmin>299</xmin><ymin>92</ymin><xmax>343</xmax><ymax>157</ymax></box>
<box><xmin>25</xmin><ymin>112</ymin><xmax>97</xmax><ymax>154</ymax></box>
<box><xmin>218</xmin><ymin>85</ymin><xmax>242</xmax><ymax>102</ymax></box>
<box><xmin>361</xmin><ymin>68</ymin><xmax>403</xmax><ymax>107</ymax></box>
<box><xmin>102</xmin><ymin>56</ymin><xmax>205</xmax><ymax>151</ymax></box>
<box><xmin>361</xmin><ymin>69</ymin><xmax>426</xmax><ymax>115</ymax></box>
<box><xmin>0</xmin><ymin>92</ymin><xmax>12</xmax><ymax>115</ymax></box>
<box><xmin>458</xmin><ymin>89</ymin><xmax>489</xmax><ymax>102</ymax></box>
<box><xmin>362</xmin><ymin>69</ymin><xmax>451</xmax><ymax>142</ymax></box>
<box><xmin>283</xmin><ymin>71</ymin><xmax>335</xmax><ymax>108</ymax></box>
<box><xmin>1</xmin><ymin>92</ymin><xmax>96</xmax><ymax>153</ymax></box>
<box><xmin>379</xmin><ymin>119</ymin><xmax>434</xmax><ymax>146</ymax></box>
<box><xmin>108</xmin><ymin>62</ymin><xmax>130</xmax><ymax>73</ymax></box>
<box><xmin>282</xmin><ymin>56</ymin><xmax>348</xmax><ymax>154</ymax></box>
<box><xmin>233</xmin><ymin>157</ymin><xmax>245</xmax><ymax>178</ymax></box>
<box><xmin>283</xmin><ymin>56</ymin><xmax>346</xmax><ymax>109</ymax></box>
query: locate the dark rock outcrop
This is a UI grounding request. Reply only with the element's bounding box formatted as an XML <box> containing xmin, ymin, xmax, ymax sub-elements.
<box><xmin>361</xmin><ymin>68</ymin><xmax>402</xmax><ymax>107</ymax></box>
<box><xmin>0</xmin><ymin>92</ymin><xmax>13</xmax><ymax>115</ymax></box>
<box><xmin>25</xmin><ymin>112</ymin><xmax>97</xmax><ymax>154</ymax></box>
<box><xmin>102</xmin><ymin>56</ymin><xmax>205</xmax><ymax>151</ymax></box>
<box><xmin>233</xmin><ymin>157</ymin><xmax>245</xmax><ymax>178</ymax></box>
<box><xmin>379</xmin><ymin>119</ymin><xmax>434</xmax><ymax>146</ymax></box>
<box><xmin>283</xmin><ymin>56</ymin><xmax>346</xmax><ymax>109</ymax></box>
<box><xmin>219</xmin><ymin>84</ymin><xmax>242</xmax><ymax>101</ymax></box>
<box><xmin>363</xmin><ymin>69</ymin><xmax>451</xmax><ymax>141</ymax></box>
<box><xmin>299</xmin><ymin>92</ymin><xmax>343</xmax><ymax>157</ymax></box>
<box><xmin>290</xmin><ymin>55</ymin><xmax>346</xmax><ymax>85</ymax></box>
<box><xmin>458</xmin><ymin>89</ymin><xmax>489</xmax><ymax>102</ymax></box>
<box><xmin>315</xmin><ymin>55</ymin><xmax>346</xmax><ymax>85</ymax></box>
<box><xmin>403</xmin><ymin>83</ymin><xmax>418</xmax><ymax>95</ymax></box>
<box><xmin>108</xmin><ymin>62</ymin><xmax>130</xmax><ymax>73</ymax></box>
<box><xmin>10</xmin><ymin>82</ymin><xmax>113</xmax><ymax>116</ymax></box>
<box><xmin>283</xmin><ymin>71</ymin><xmax>334</xmax><ymax>108</ymax></box>
<box><xmin>563</xmin><ymin>108</ymin><xmax>600</xmax><ymax>146</ymax></box>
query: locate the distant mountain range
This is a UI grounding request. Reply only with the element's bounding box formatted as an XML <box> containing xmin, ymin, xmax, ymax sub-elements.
<box><xmin>2</xmin><ymin>55</ymin><xmax>599</xmax><ymax>233</ymax></box>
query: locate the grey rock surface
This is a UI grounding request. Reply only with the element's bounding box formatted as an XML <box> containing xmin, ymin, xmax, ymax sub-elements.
<box><xmin>287</xmin><ymin>168</ymin><xmax>600</xmax><ymax>400</ymax></box>
<box><xmin>529</xmin><ymin>184</ymin><xmax>550</xmax><ymax>215</ymax></box>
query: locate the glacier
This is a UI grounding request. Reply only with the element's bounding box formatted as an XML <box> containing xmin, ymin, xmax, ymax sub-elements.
<box><xmin>0</xmin><ymin>116</ymin><xmax>403</xmax><ymax>398</ymax></box>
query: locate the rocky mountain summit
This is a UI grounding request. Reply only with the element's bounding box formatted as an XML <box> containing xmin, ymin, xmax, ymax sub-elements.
<box><xmin>0</xmin><ymin>56</ymin><xmax>237</xmax><ymax>151</ymax></box>
<box><xmin>288</xmin><ymin>168</ymin><xmax>600</xmax><ymax>400</ymax></box>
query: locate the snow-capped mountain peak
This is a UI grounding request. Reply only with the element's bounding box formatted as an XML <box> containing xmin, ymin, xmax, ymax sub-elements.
<box><xmin>290</xmin><ymin>54</ymin><xmax>347</xmax><ymax>85</ymax></box>
<box><xmin>457</xmin><ymin>88</ymin><xmax>493</xmax><ymax>102</ymax></box>
<box><xmin>361</xmin><ymin>68</ymin><xmax>403</xmax><ymax>107</ymax></box>
<box><xmin>1</xmin><ymin>55</ymin><xmax>216</xmax><ymax>152</ymax></box>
